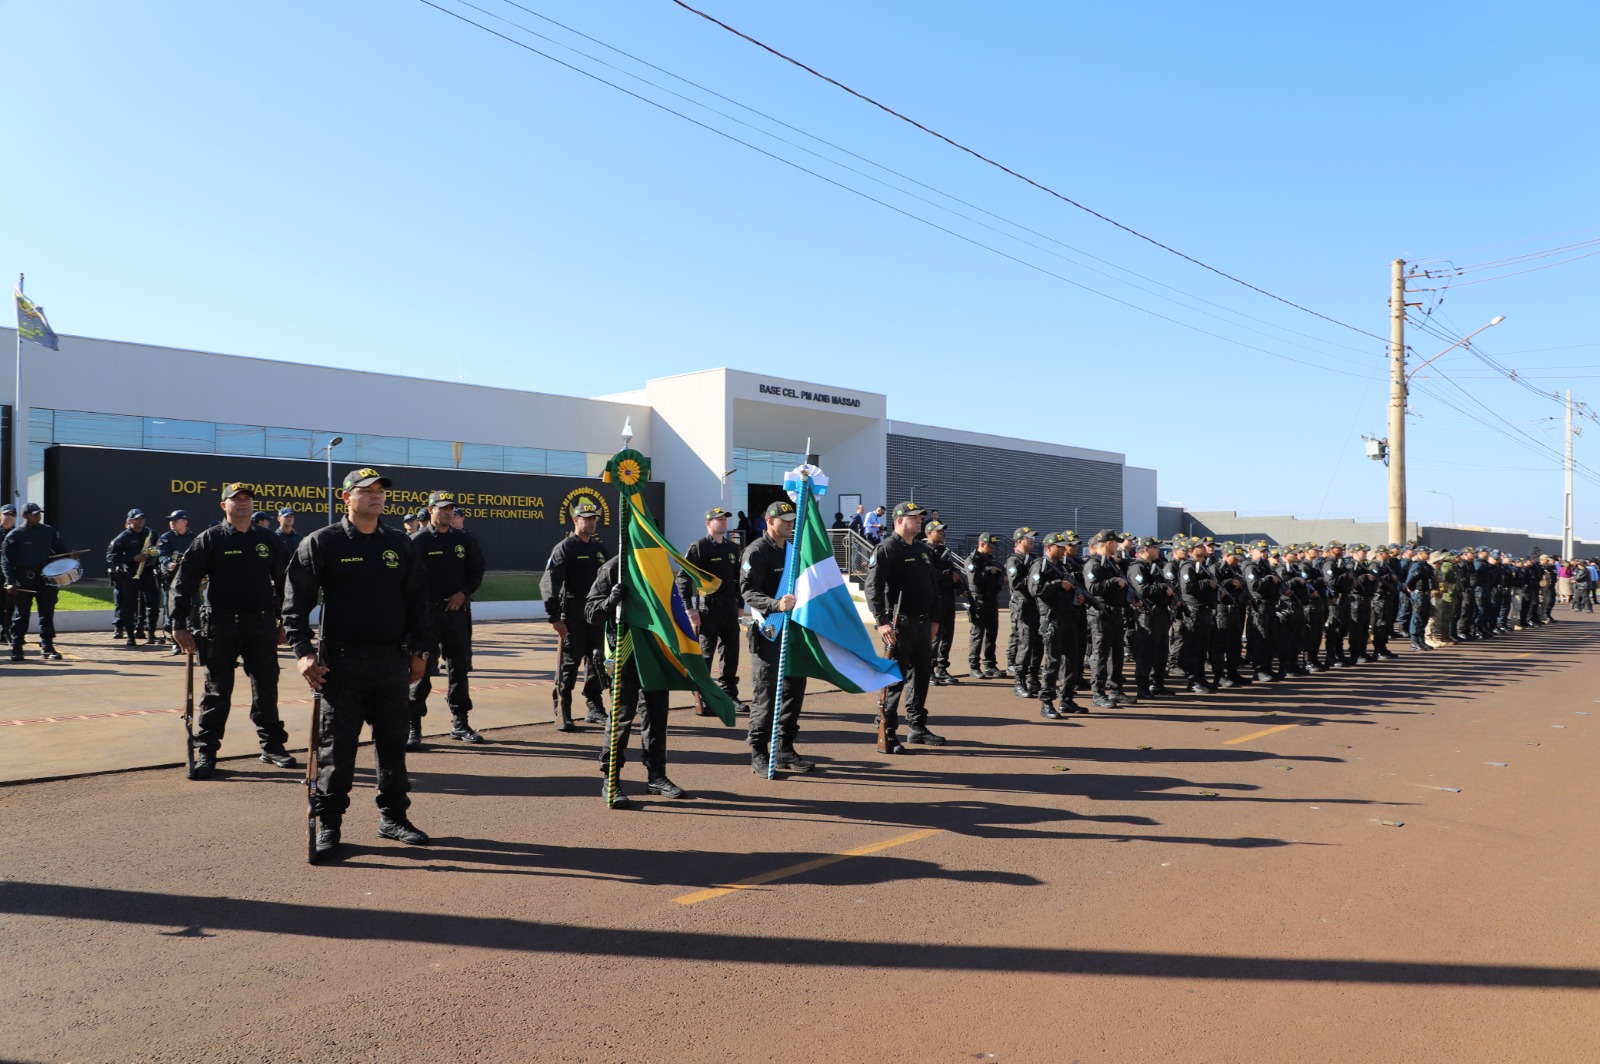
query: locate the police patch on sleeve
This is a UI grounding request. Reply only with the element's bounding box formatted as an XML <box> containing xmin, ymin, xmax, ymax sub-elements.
<box><xmin>868</xmin><ymin>554</ymin><xmax>877</xmax><ymax>567</ymax></box>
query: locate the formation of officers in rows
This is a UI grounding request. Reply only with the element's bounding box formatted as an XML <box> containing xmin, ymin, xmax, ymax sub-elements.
<box><xmin>3</xmin><ymin>476</ymin><xmax>1575</xmax><ymax>858</ymax></box>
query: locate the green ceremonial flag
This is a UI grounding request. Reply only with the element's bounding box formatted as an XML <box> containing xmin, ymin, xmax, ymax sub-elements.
<box><xmin>604</xmin><ymin>449</ymin><xmax>739</xmax><ymax>726</ymax></box>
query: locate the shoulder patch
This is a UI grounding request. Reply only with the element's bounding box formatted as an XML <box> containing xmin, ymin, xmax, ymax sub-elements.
<box><xmin>868</xmin><ymin>555</ymin><xmax>878</xmax><ymax>567</ymax></box>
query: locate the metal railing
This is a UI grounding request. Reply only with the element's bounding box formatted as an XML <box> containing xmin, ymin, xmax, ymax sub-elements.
<box><xmin>827</xmin><ymin>528</ymin><xmax>875</xmax><ymax>586</ymax></box>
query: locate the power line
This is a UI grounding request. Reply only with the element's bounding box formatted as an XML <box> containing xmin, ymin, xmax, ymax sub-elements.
<box><xmin>1409</xmin><ymin>223</ymin><xmax>1600</xmax><ymax>266</ymax></box>
<box><xmin>666</xmin><ymin>0</ymin><xmax>1390</xmax><ymax>344</ymax></box>
<box><xmin>485</xmin><ymin>0</ymin><xmax>1381</xmax><ymax>362</ymax></box>
<box><xmin>1410</xmin><ymin>247</ymin><xmax>1600</xmax><ymax>290</ymax></box>
<box><xmin>415</xmin><ymin>0</ymin><xmax>1382</xmax><ymax>379</ymax></box>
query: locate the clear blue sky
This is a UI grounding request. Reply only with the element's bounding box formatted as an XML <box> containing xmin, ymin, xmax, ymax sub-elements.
<box><xmin>8</xmin><ymin>1</ymin><xmax>1598</xmax><ymax>535</ymax></box>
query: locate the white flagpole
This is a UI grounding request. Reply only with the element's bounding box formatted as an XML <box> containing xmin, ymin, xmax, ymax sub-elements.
<box><xmin>12</xmin><ymin>273</ymin><xmax>26</xmax><ymax>508</ymax></box>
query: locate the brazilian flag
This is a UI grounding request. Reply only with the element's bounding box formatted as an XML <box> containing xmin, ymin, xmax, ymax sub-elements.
<box><xmin>604</xmin><ymin>449</ymin><xmax>739</xmax><ymax>725</ymax></box>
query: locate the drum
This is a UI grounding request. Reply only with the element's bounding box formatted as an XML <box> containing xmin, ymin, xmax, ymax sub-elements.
<box><xmin>41</xmin><ymin>559</ymin><xmax>83</xmax><ymax>588</ymax></box>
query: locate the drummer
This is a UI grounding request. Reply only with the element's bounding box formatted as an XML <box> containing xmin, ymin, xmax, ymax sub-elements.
<box><xmin>2</xmin><ymin>502</ymin><xmax>69</xmax><ymax>662</ymax></box>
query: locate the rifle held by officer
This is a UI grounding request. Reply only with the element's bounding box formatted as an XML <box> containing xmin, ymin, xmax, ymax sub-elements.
<box><xmin>182</xmin><ymin>649</ymin><xmax>196</xmax><ymax>779</ymax></box>
<box><xmin>877</xmin><ymin>591</ymin><xmax>903</xmax><ymax>754</ymax></box>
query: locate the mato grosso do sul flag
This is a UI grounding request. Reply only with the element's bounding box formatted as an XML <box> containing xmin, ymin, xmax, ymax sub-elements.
<box><xmin>778</xmin><ymin>463</ymin><xmax>901</xmax><ymax>693</ymax></box>
<box><xmin>14</xmin><ymin>283</ymin><xmax>58</xmax><ymax>351</ymax></box>
<box><xmin>603</xmin><ymin>448</ymin><xmax>740</xmax><ymax>725</ymax></box>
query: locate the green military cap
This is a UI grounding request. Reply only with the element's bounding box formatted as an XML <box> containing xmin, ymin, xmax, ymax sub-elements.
<box><xmin>891</xmin><ymin>501</ymin><xmax>926</xmax><ymax>519</ymax></box>
<box><xmin>1042</xmin><ymin>532</ymin><xmax>1068</xmax><ymax>547</ymax></box>
<box><xmin>221</xmin><ymin>482</ymin><xmax>254</xmax><ymax>499</ymax></box>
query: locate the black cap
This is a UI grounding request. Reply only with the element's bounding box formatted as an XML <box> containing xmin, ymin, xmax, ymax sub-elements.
<box><xmin>978</xmin><ymin>532</ymin><xmax>1000</xmax><ymax>545</ymax></box>
<box><xmin>127</xmin><ymin>508</ymin><xmax>145</xmax><ymax>519</ymax></box>
<box><xmin>21</xmin><ymin>502</ymin><xmax>42</xmax><ymax>515</ymax></box>
<box><xmin>764</xmin><ymin>500</ymin><xmax>797</xmax><ymax>521</ymax></box>
<box><xmin>252</xmin><ymin>511</ymin><xmax>268</xmax><ymax>522</ymax></box>
<box><xmin>570</xmin><ymin>498</ymin><xmax>601</xmax><ymax>518</ymax></box>
<box><xmin>704</xmin><ymin>506</ymin><xmax>732</xmax><ymax>521</ymax></box>
<box><xmin>891</xmin><ymin>501</ymin><xmax>926</xmax><ymax>519</ymax></box>
<box><xmin>221</xmin><ymin>482</ymin><xmax>254</xmax><ymax>499</ymax></box>
<box><xmin>342</xmin><ymin>467</ymin><xmax>392</xmax><ymax>491</ymax></box>
<box><xmin>0</xmin><ymin>504</ymin><xmax>14</xmax><ymax>516</ymax></box>
<box><xmin>1139</xmin><ymin>536</ymin><xmax>1161</xmax><ymax>548</ymax></box>
<box><xmin>167</xmin><ymin>509</ymin><xmax>188</xmax><ymax>521</ymax></box>
<box><xmin>427</xmin><ymin>491</ymin><xmax>457</xmax><ymax>509</ymax></box>
<box><xmin>1090</xmin><ymin>528</ymin><xmax>1118</xmax><ymax>545</ymax></box>
<box><xmin>1042</xmin><ymin>532</ymin><xmax>1068</xmax><ymax>547</ymax></box>
<box><xmin>925</xmin><ymin>519</ymin><xmax>947</xmax><ymax>532</ymax></box>
<box><xmin>278</xmin><ymin>507</ymin><xmax>294</xmax><ymax>516</ymax></box>
<box><xmin>1013</xmin><ymin>526</ymin><xmax>1034</xmax><ymax>542</ymax></box>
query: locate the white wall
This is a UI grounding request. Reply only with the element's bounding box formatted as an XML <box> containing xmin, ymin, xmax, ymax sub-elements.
<box><xmin>644</xmin><ymin>369</ymin><xmax>732</xmax><ymax>549</ymax></box>
<box><xmin>1122</xmin><ymin>465</ymin><xmax>1158</xmax><ymax>536</ymax></box>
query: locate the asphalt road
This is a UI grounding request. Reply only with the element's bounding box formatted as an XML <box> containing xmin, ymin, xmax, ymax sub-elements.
<box><xmin>4</xmin><ymin>615</ymin><xmax>1599</xmax><ymax>1063</ymax></box>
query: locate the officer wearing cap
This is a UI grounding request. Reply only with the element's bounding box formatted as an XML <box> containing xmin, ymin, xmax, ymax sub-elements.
<box><xmin>108</xmin><ymin>507</ymin><xmax>162</xmax><ymax>647</ymax></box>
<box><xmin>741</xmin><ymin>499</ymin><xmax>811</xmax><ymax>774</ymax></box>
<box><xmin>1031</xmin><ymin>532</ymin><xmax>1083</xmax><ymax>717</ymax></box>
<box><xmin>284</xmin><ymin>468</ymin><xmax>433</xmax><ymax>859</ymax></box>
<box><xmin>155</xmin><ymin>509</ymin><xmax>196</xmax><ymax>653</ymax></box>
<box><xmin>1176</xmin><ymin>538</ymin><xmax>1224</xmax><ymax>692</ymax></box>
<box><xmin>1344</xmin><ymin>545</ymin><xmax>1378</xmax><ymax>662</ymax></box>
<box><xmin>1060</xmin><ymin>531</ymin><xmax>1090</xmax><ymax>694</ymax></box>
<box><xmin>1243</xmin><ymin>541</ymin><xmax>1286</xmax><ymax>682</ymax></box>
<box><xmin>923</xmin><ymin>519</ymin><xmax>966</xmax><ymax>686</ymax></box>
<box><xmin>866</xmin><ymin>501</ymin><xmax>945</xmax><ymax>746</ymax></box>
<box><xmin>540</xmin><ymin>497</ymin><xmax>611</xmax><ymax>729</ymax></box>
<box><xmin>275</xmin><ymin>507</ymin><xmax>303</xmax><ymax>558</ymax></box>
<box><xmin>1163</xmin><ymin>538</ymin><xmax>1189</xmax><ymax>680</ymax></box>
<box><xmin>1212</xmin><ymin>543</ymin><xmax>1248</xmax><ymax>687</ymax></box>
<box><xmin>3</xmin><ymin>501</ymin><xmax>68</xmax><ymax>661</ymax></box>
<box><xmin>407</xmin><ymin>490</ymin><xmax>488</xmax><ymax>747</ymax></box>
<box><xmin>1005</xmin><ymin>527</ymin><xmax>1040</xmax><ymax>697</ymax></box>
<box><xmin>1368</xmin><ymin>546</ymin><xmax>1400</xmax><ymax>659</ymax></box>
<box><xmin>0</xmin><ymin>504</ymin><xmax>17</xmax><ymax>651</ymax></box>
<box><xmin>1081</xmin><ymin>530</ymin><xmax>1133</xmax><ymax>708</ymax></box>
<box><xmin>1403</xmin><ymin>547</ymin><xmax>1437</xmax><ymax>650</ymax></box>
<box><xmin>403</xmin><ymin>513</ymin><xmax>422</xmax><ymax>535</ymax></box>
<box><xmin>677</xmin><ymin>506</ymin><xmax>746</xmax><ymax>716</ymax></box>
<box><xmin>171</xmin><ymin>482</ymin><xmax>294</xmax><ymax>780</ymax></box>
<box><xmin>1127</xmin><ymin>536</ymin><xmax>1176</xmax><ymax>699</ymax></box>
<box><xmin>964</xmin><ymin>533</ymin><xmax>1005</xmax><ymax>678</ymax></box>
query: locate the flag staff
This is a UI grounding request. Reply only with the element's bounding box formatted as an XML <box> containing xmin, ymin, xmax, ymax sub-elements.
<box><xmin>604</xmin><ymin>418</ymin><xmax>635</xmax><ymax>807</ymax></box>
<box><xmin>12</xmin><ymin>273</ymin><xmax>24</xmax><ymax>507</ymax></box>
<box><xmin>766</xmin><ymin>465</ymin><xmax>809</xmax><ymax>779</ymax></box>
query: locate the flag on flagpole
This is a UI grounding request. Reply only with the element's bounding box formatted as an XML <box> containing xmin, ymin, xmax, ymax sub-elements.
<box><xmin>14</xmin><ymin>286</ymin><xmax>58</xmax><ymax>351</ymax></box>
<box><xmin>604</xmin><ymin>449</ymin><xmax>740</xmax><ymax>725</ymax></box>
<box><xmin>784</xmin><ymin>479</ymin><xmax>901</xmax><ymax>693</ymax></box>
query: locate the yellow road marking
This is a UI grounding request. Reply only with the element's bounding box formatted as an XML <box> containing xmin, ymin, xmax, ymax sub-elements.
<box><xmin>1515</xmin><ymin>652</ymin><xmax>1532</xmax><ymax>658</ymax></box>
<box><xmin>674</xmin><ymin>828</ymin><xmax>945</xmax><ymax>906</ymax></box>
<box><xmin>1224</xmin><ymin>721</ymin><xmax>1302</xmax><ymax>746</ymax></box>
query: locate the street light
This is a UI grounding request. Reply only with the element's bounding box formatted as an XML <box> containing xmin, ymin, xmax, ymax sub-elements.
<box><xmin>323</xmin><ymin>436</ymin><xmax>343</xmax><ymax>526</ymax></box>
<box><xmin>1072</xmin><ymin>507</ymin><xmax>1083</xmax><ymax>534</ymax></box>
<box><xmin>1429</xmin><ymin>489</ymin><xmax>1455</xmax><ymax>525</ymax></box>
<box><xmin>910</xmin><ymin>484</ymin><xmax>926</xmax><ymax>503</ymax></box>
<box><xmin>1388</xmin><ymin>303</ymin><xmax>1505</xmax><ymax>545</ymax></box>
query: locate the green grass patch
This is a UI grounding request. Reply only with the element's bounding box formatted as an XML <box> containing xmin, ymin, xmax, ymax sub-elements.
<box><xmin>49</xmin><ymin>571</ymin><xmax>543</xmax><ymax>610</ymax></box>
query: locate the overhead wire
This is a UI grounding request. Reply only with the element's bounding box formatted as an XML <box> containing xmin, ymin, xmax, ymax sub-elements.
<box><xmin>666</xmin><ymin>0</ymin><xmax>1390</xmax><ymax>344</ymax></box>
<box><xmin>414</xmin><ymin>0</ymin><xmax>1384</xmax><ymax>379</ymax></box>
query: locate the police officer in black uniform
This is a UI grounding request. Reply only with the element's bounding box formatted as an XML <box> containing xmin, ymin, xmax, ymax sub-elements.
<box><xmin>1128</xmin><ymin>536</ymin><xmax>1176</xmax><ymax>699</ymax></box>
<box><xmin>1243</xmin><ymin>541</ymin><xmax>1285</xmax><ymax>682</ymax></box>
<box><xmin>1081</xmin><ymin>530</ymin><xmax>1131</xmax><ymax>708</ymax></box>
<box><xmin>1404</xmin><ymin>547</ymin><xmax>1437</xmax><ymax>650</ymax></box>
<box><xmin>587</xmin><ymin>554</ymin><xmax>686</xmax><ymax>805</ymax></box>
<box><xmin>171</xmin><ymin>483</ymin><xmax>293</xmax><ymax>780</ymax></box>
<box><xmin>924</xmin><ymin>519</ymin><xmax>966</xmax><ymax>685</ymax></box>
<box><xmin>1177</xmin><ymin>542</ymin><xmax>1223</xmax><ymax>692</ymax></box>
<box><xmin>274</xmin><ymin>507</ymin><xmax>303</xmax><ymax>558</ymax></box>
<box><xmin>540</xmin><ymin>498</ymin><xmax>610</xmax><ymax>729</ymax></box>
<box><xmin>741</xmin><ymin>499</ymin><xmax>809</xmax><ymax>775</ymax></box>
<box><xmin>676</xmin><ymin>506</ymin><xmax>745</xmax><ymax>715</ymax></box>
<box><xmin>1370</xmin><ymin>546</ymin><xmax>1401</xmax><ymax>659</ymax></box>
<box><xmin>964</xmin><ymin>533</ymin><xmax>1004</xmax><ymax>677</ymax></box>
<box><xmin>867</xmin><ymin>501</ymin><xmax>945</xmax><ymax>745</ymax></box>
<box><xmin>108</xmin><ymin>508</ymin><xmax>161</xmax><ymax>646</ymax></box>
<box><xmin>156</xmin><ymin>509</ymin><xmax>196</xmax><ymax>653</ymax></box>
<box><xmin>1005</xmin><ymin>528</ymin><xmax>1040</xmax><ymax>697</ymax></box>
<box><xmin>1031</xmin><ymin>532</ymin><xmax>1084</xmax><ymax>718</ymax></box>
<box><xmin>1212</xmin><ymin>544</ymin><xmax>1248</xmax><ymax>686</ymax></box>
<box><xmin>3</xmin><ymin>502</ymin><xmax>68</xmax><ymax>661</ymax></box>
<box><xmin>1346</xmin><ymin>545</ymin><xmax>1378</xmax><ymax>662</ymax></box>
<box><xmin>1319</xmin><ymin>544</ymin><xmax>1353</xmax><ymax>667</ymax></box>
<box><xmin>407</xmin><ymin>490</ymin><xmax>487</xmax><ymax>748</ymax></box>
<box><xmin>0</xmin><ymin>504</ymin><xmax>18</xmax><ymax>652</ymax></box>
<box><xmin>285</xmin><ymin>467</ymin><xmax>433</xmax><ymax>861</ymax></box>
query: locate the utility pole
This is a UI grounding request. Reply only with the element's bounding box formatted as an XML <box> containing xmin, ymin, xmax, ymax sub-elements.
<box><xmin>1564</xmin><ymin>389</ymin><xmax>1575</xmax><ymax>560</ymax></box>
<box><xmin>1387</xmin><ymin>258</ymin><xmax>1407</xmax><ymax>546</ymax></box>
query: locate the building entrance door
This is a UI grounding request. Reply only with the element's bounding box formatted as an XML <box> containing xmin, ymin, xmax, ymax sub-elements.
<box><xmin>746</xmin><ymin>483</ymin><xmax>789</xmax><ymax>524</ymax></box>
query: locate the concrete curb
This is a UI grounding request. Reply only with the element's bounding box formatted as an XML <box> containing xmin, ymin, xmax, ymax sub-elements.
<box><xmin>49</xmin><ymin>599</ymin><xmax>548</xmax><ymax>632</ymax></box>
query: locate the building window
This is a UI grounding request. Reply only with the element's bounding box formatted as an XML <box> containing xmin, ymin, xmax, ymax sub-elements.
<box><xmin>216</xmin><ymin>423</ymin><xmax>266</xmax><ymax>456</ymax></box>
<box><xmin>355</xmin><ymin>434</ymin><xmax>410</xmax><ymax>466</ymax></box>
<box><xmin>546</xmin><ymin>450</ymin><xmax>586</xmax><ymax>477</ymax></box>
<box><xmin>504</xmin><ymin>446</ymin><xmax>547</xmax><ymax>474</ymax></box>
<box><xmin>407</xmin><ymin>438</ymin><xmax>457</xmax><ymax>469</ymax></box>
<box><xmin>53</xmin><ymin>409</ymin><xmax>143</xmax><ymax>449</ymax></box>
<box><xmin>459</xmin><ymin>443</ymin><xmax>505</xmax><ymax>471</ymax></box>
<box><xmin>143</xmin><ymin>417</ymin><xmax>217</xmax><ymax>453</ymax></box>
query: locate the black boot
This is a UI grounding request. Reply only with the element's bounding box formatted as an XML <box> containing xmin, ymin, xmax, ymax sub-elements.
<box><xmin>584</xmin><ymin>699</ymin><xmax>607</xmax><ymax>725</ymax></box>
<box><xmin>906</xmin><ymin>719</ymin><xmax>946</xmax><ymax>745</ymax></box>
<box><xmin>405</xmin><ymin>721</ymin><xmax>423</xmax><ymax>750</ymax></box>
<box><xmin>450</xmin><ymin>716</ymin><xmax>485</xmax><ymax>744</ymax></box>
<box><xmin>41</xmin><ymin>643</ymin><xmax>61</xmax><ymax>661</ymax></box>
<box><xmin>1040</xmin><ymin>697</ymin><xmax>1063</xmax><ymax>720</ymax></box>
<box><xmin>314</xmin><ymin>818</ymin><xmax>342</xmax><ymax>862</ymax></box>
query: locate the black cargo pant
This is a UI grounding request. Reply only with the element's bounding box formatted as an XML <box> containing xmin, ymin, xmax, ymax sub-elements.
<box><xmin>409</xmin><ymin>605</ymin><xmax>473</xmax><ymax>722</ymax></box>
<box><xmin>1473</xmin><ymin>588</ymin><xmax>1494</xmax><ymax>636</ymax></box>
<box><xmin>194</xmin><ymin>615</ymin><xmax>285</xmax><ymax>756</ymax></box>
<box><xmin>1180</xmin><ymin>606</ymin><xmax>1222</xmax><ymax>683</ymax></box>
<box><xmin>1373</xmin><ymin>594</ymin><xmax>1396</xmax><ymax>653</ymax></box>
<box><xmin>114</xmin><ymin>569</ymin><xmax>160</xmax><ymax>635</ymax></box>
<box><xmin>1009</xmin><ymin>602</ymin><xmax>1042</xmax><ymax>688</ymax></box>
<box><xmin>1248</xmin><ymin>600</ymin><xmax>1282</xmax><ymax>674</ymax></box>
<box><xmin>1348</xmin><ymin>595</ymin><xmax>1373</xmax><ymax>658</ymax></box>
<box><xmin>1305</xmin><ymin>599</ymin><xmax>1329</xmax><ymax>663</ymax></box>
<box><xmin>1086</xmin><ymin>607</ymin><xmax>1125</xmax><ymax>696</ymax></box>
<box><xmin>1214</xmin><ymin>602</ymin><xmax>1245</xmax><ymax>679</ymax></box>
<box><xmin>697</xmin><ymin>606</ymin><xmax>741</xmax><ymax>699</ymax></box>
<box><xmin>1038</xmin><ymin>614</ymin><xmax>1080</xmax><ymax>703</ymax></box>
<box><xmin>555</xmin><ymin>611</ymin><xmax>608</xmax><ymax>711</ymax></box>
<box><xmin>881</xmin><ymin>614</ymin><xmax>934</xmax><ymax>731</ymax></box>
<box><xmin>1323</xmin><ymin>596</ymin><xmax>1349</xmax><ymax>663</ymax></box>
<box><xmin>9</xmin><ymin>581</ymin><xmax>58</xmax><ymax>649</ymax></box>
<box><xmin>1132</xmin><ymin>606</ymin><xmax>1170</xmax><ymax>693</ymax></box>
<box><xmin>967</xmin><ymin>599</ymin><xmax>999</xmax><ymax>671</ymax></box>
<box><xmin>748</xmin><ymin>626</ymin><xmax>806</xmax><ymax>754</ymax></box>
<box><xmin>931</xmin><ymin>595</ymin><xmax>956</xmax><ymax>675</ymax></box>
<box><xmin>314</xmin><ymin>649</ymin><xmax>411</xmax><ymax>821</ymax></box>
<box><xmin>599</xmin><ymin>659</ymin><xmax>669</xmax><ymax>780</ymax></box>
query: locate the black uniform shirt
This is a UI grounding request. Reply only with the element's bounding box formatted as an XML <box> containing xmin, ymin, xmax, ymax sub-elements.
<box><xmin>107</xmin><ymin>526</ymin><xmax>156</xmax><ymax>573</ymax></box>
<box><xmin>2</xmin><ymin>522</ymin><xmax>67</xmax><ymax>584</ymax></box>
<box><xmin>739</xmin><ymin>532</ymin><xmax>789</xmax><ymax>617</ymax></box>
<box><xmin>965</xmin><ymin>551</ymin><xmax>1005</xmax><ymax>601</ymax></box>
<box><xmin>865</xmin><ymin>533</ymin><xmax>937</xmax><ymax>625</ymax></box>
<box><xmin>275</xmin><ymin>527</ymin><xmax>304</xmax><ymax>558</ymax></box>
<box><xmin>1082</xmin><ymin>554</ymin><xmax>1129</xmax><ymax>610</ymax></box>
<box><xmin>157</xmin><ymin>529</ymin><xmax>197</xmax><ymax>580</ymax></box>
<box><xmin>1243</xmin><ymin>559</ymin><xmax>1282</xmax><ymax>603</ymax></box>
<box><xmin>1030</xmin><ymin>555</ymin><xmax>1079</xmax><ymax>620</ymax></box>
<box><xmin>1128</xmin><ymin>558</ymin><xmax>1174</xmax><ymax>611</ymax></box>
<box><xmin>677</xmin><ymin>534</ymin><xmax>742</xmax><ymax>612</ymax></box>
<box><xmin>282</xmin><ymin>518</ymin><xmax>431</xmax><ymax>659</ymax></box>
<box><xmin>927</xmin><ymin>541</ymin><xmax>965</xmax><ymax>606</ymax></box>
<box><xmin>539</xmin><ymin>533</ymin><xmax>608</xmax><ymax>625</ymax></box>
<box><xmin>1005</xmin><ymin>549</ymin><xmax>1034</xmax><ymax>611</ymax></box>
<box><xmin>171</xmin><ymin>522</ymin><xmax>288</xmax><ymax>627</ymax></box>
<box><xmin>1405</xmin><ymin>559</ymin><xmax>1437</xmax><ymax>593</ymax></box>
<box><xmin>1179</xmin><ymin>559</ymin><xmax>1219</xmax><ymax>609</ymax></box>
<box><xmin>410</xmin><ymin>524</ymin><xmax>487</xmax><ymax>601</ymax></box>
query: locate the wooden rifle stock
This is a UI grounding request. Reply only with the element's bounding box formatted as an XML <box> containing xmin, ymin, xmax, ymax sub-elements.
<box><xmin>182</xmin><ymin>650</ymin><xmax>195</xmax><ymax>778</ymax></box>
<box><xmin>876</xmin><ymin>591</ymin><xmax>902</xmax><ymax>753</ymax></box>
